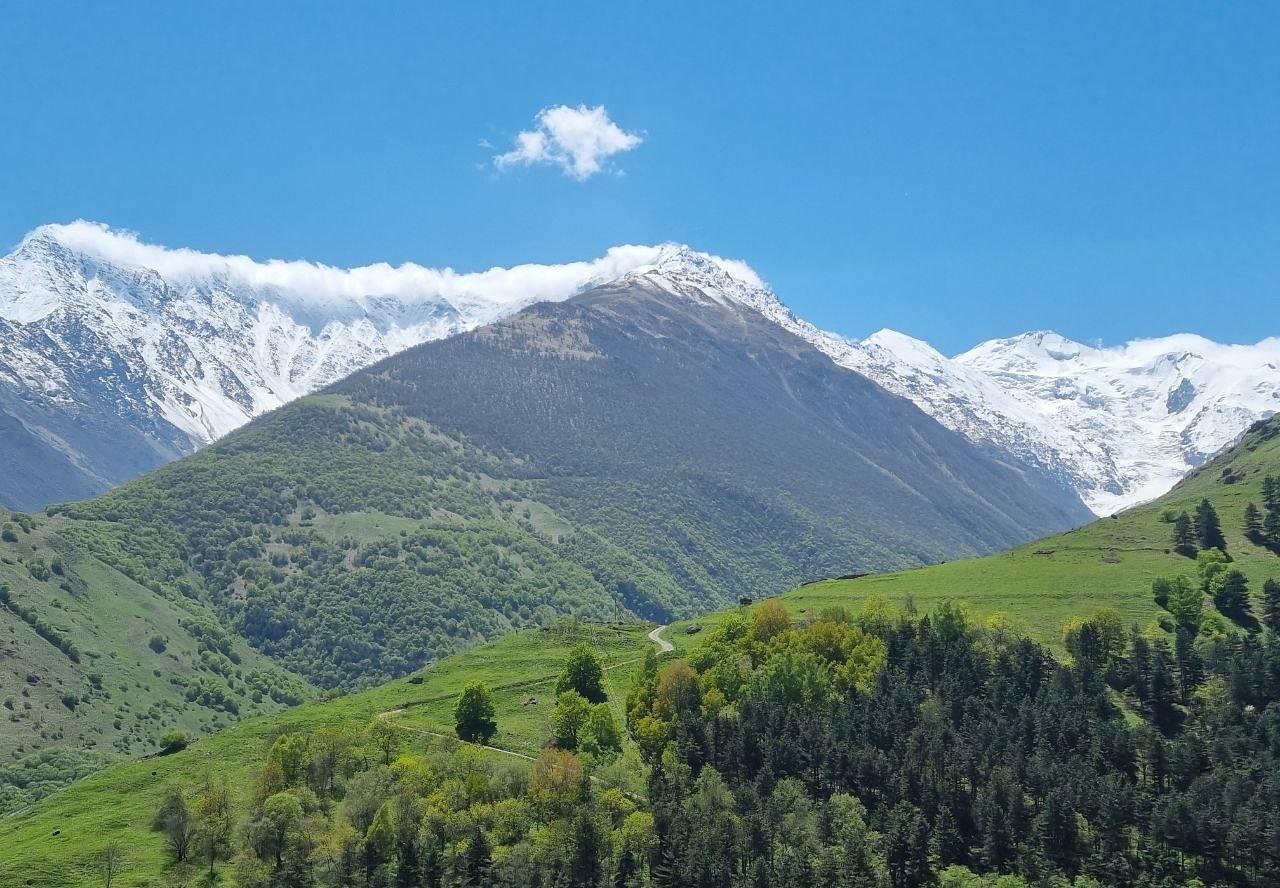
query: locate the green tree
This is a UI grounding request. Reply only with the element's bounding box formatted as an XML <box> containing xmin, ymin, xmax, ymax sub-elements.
<box><xmin>1212</xmin><ymin>569</ymin><xmax>1251</xmax><ymax>623</ymax></box>
<box><xmin>1267</xmin><ymin>508</ymin><xmax>1280</xmax><ymax>549</ymax></box>
<box><xmin>364</xmin><ymin>801</ymin><xmax>396</xmax><ymax>882</ymax></box>
<box><xmin>557</xmin><ymin>643</ymin><xmax>607</xmax><ymax>704</ymax></box>
<box><xmin>247</xmin><ymin>791</ymin><xmax>304</xmax><ymax>865</ymax></box>
<box><xmin>1264</xmin><ymin>474</ymin><xmax>1280</xmax><ymax>512</ymax></box>
<box><xmin>883</xmin><ymin>802</ymin><xmax>930</xmax><ymax>888</ymax></box>
<box><xmin>194</xmin><ymin>776</ymin><xmax>235</xmax><ymax>876</ymax></box>
<box><xmin>1194</xmin><ymin>499</ymin><xmax>1226</xmax><ymax>551</ymax></box>
<box><xmin>552</xmin><ymin>690</ymin><xmax>592</xmax><ymax>749</ymax></box>
<box><xmin>1245</xmin><ymin>502</ymin><xmax>1264</xmax><ymax>541</ymax></box>
<box><xmin>158</xmin><ymin>729</ymin><xmax>188</xmax><ymax>754</ymax></box>
<box><xmin>454</xmin><ymin>681</ymin><xmax>497</xmax><ymax>743</ymax></box>
<box><xmin>1166</xmin><ymin>575</ymin><xmax>1204</xmax><ymax>636</ymax></box>
<box><xmin>460</xmin><ymin>822</ymin><xmax>492</xmax><ymax>887</ymax></box>
<box><xmin>154</xmin><ymin>784</ymin><xmax>195</xmax><ymax>862</ymax></box>
<box><xmin>366</xmin><ymin>717</ymin><xmax>405</xmax><ymax>766</ymax></box>
<box><xmin>579</xmin><ymin>703</ymin><xmax>623</xmax><ymax>761</ymax></box>
<box><xmin>1172</xmin><ymin>511</ymin><xmax>1196</xmax><ymax>556</ymax></box>
<box><xmin>1262</xmin><ymin>578</ymin><xmax>1280</xmax><ymax>634</ymax></box>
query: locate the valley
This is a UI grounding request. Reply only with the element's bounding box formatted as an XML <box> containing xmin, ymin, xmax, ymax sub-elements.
<box><xmin>3</xmin><ymin>406</ymin><xmax>1279</xmax><ymax>887</ymax></box>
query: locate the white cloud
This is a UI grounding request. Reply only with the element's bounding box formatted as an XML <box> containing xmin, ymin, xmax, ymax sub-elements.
<box><xmin>494</xmin><ymin>105</ymin><xmax>643</xmax><ymax>180</ymax></box>
<box><xmin>21</xmin><ymin>222</ymin><xmax>762</xmax><ymax>324</ymax></box>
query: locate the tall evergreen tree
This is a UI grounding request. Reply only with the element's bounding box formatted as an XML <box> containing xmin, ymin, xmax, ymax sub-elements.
<box><xmin>1172</xmin><ymin>512</ymin><xmax>1197</xmax><ymax>557</ymax></box>
<box><xmin>1263</xmin><ymin>578</ymin><xmax>1280</xmax><ymax>635</ymax></box>
<box><xmin>1264</xmin><ymin>475</ymin><xmax>1280</xmax><ymax>513</ymax></box>
<box><xmin>1266</xmin><ymin>509</ymin><xmax>1280</xmax><ymax>551</ymax></box>
<box><xmin>1245</xmin><ymin>502</ymin><xmax>1265</xmax><ymax>542</ymax></box>
<box><xmin>1213</xmin><ymin>570</ymin><xmax>1251</xmax><ymax>624</ymax></box>
<box><xmin>459</xmin><ymin>823</ymin><xmax>492</xmax><ymax>888</ymax></box>
<box><xmin>1195</xmin><ymin>499</ymin><xmax>1226</xmax><ymax>551</ymax></box>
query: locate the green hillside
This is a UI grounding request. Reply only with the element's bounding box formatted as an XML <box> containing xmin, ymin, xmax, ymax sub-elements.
<box><xmin>672</xmin><ymin>415</ymin><xmax>1280</xmax><ymax>649</ymax></box>
<box><xmin>0</xmin><ymin>282</ymin><xmax>1093</xmax><ymax>807</ymax></box>
<box><xmin>0</xmin><ymin>621</ymin><xmax>655</xmax><ymax>887</ymax></box>
<box><xmin>0</xmin><ymin>512</ymin><xmax>309</xmax><ymax>814</ymax></box>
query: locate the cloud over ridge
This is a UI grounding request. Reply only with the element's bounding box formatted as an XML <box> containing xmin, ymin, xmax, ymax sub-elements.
<box><xmin>17</xmin><ymin>221</ymin><xmax>758</xmax><ymax>320</ymax></box>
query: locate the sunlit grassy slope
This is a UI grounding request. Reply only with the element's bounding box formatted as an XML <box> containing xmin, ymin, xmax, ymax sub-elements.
<box><xmin>666</xmin><ymin>416</ymin><xmax>1280</xmax><ymax>651</ymax></box>
<box><xmin>0</xmin><ymin>622</ymin><xmax>652</xmax><ymax>888</ymax></box>
<box><xmin>0</xmin><ymin>514</ymin><xmax>309</xmax><ymax>813</ymax></box>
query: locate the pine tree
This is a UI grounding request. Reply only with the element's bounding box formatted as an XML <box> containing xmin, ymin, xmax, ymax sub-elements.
<box><xmin>459</xmin><ymin>823</ymin><xmax>491</xmax><ymax>888</ymax></box>
<box><xmin>1264</xmin><ymin>475</ymin><xmax>1280</xmax><ymax>513</ymax></box>
<box><xmin>1266</xmin><ymin>509</ymin><xmax>1280</xmax><ymax>551</ymax></box>
<box><xmin>1212</xmin><ymin>569</ymin><xmax>1251</xmax><ymax>623</ymax></box>
<box><xmin>1263</xmin><ymin>578</ymin><xmax>1280</xmax><ymax>634</ymax></box>
<box><xmin>1194</xmin><ymin>499</ymin><xmax>1226</xmax><ymax>551</ymax></box>
<box><xmin>1172</xmin><ymin>512</ymin><xmax>1197</xmax><ymax>557</ymax></box>
<box><xmin>1245</xmin><ymin>502</ymin><xmax>1265</xmax><ymax>542</ymax></box>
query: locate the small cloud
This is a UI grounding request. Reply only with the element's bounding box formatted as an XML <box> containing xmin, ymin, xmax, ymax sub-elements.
<box><xmin>494</xmin><ymin>105</ymin><xmax>643</xmax><ymax>180</ymax></box>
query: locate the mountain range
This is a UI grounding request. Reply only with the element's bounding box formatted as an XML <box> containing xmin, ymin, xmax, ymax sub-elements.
<box><xmin>2</xmin><ymin>221</ymin><xmax>1278</xmax><ymax>514</ymax></box>
<box><xmin>0</xmin><ymin>247</ymin><xmax>1087</xmax><ymax>809</ymax></box>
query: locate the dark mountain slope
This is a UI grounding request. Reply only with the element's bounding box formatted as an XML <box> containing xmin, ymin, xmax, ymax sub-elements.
<box><xmin>48</xmin><ymin>270</ymin><xmax>1086</xmax><ymax>694</ymax></box>
<box><xmin>339</xmin><ymin>273</ymin><xmax>1088</xmax><ymax>563</ymax></box>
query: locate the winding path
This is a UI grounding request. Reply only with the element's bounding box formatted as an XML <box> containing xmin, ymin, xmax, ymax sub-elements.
<box><xmin>648</xmin><ymin>624</ymin><xmax>674</xmax><ymax>653</ymax></box>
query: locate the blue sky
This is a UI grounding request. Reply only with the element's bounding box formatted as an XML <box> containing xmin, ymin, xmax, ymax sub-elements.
<box><xmin>1</xmin><ymin>1</ymin><xmax>1276</xmax><ymax>354</ymax></box>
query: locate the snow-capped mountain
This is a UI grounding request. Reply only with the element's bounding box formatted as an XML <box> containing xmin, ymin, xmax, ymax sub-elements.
<box><xmin>0</xmin><ymin>224</ymin><xmax>764</xmax><ymax>508</ymax></box>
<box><xmin>1</xmin><ymin>221</ymin><xmax>1275</xmax><ymax>516</ymax></box>
<box><xmin>605</xmin><ymin>250</ymin><xmax>1280</xmax><ymax>516</ymax></box>
<box><xmin>953</xmin><ymin>332</ymin><xmax>1280</xmax><ymax>514</ymax></box>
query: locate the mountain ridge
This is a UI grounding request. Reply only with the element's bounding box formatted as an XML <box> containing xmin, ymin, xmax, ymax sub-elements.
<box><xmin>2</xmin><ymin>221</ymin><xmax>1276</xmax><ymax>514</ymax></box>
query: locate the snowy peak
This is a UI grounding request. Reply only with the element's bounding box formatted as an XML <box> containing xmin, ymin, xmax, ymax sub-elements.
<box><xmin>2</xmin><ymin>219</ymin><xmax>1276</xmax><ymax>519</ymax></box>
<box><xmin>0</xmin><ymin>224</ymin><xmax>774</xmax><ymax>509</ymax></box>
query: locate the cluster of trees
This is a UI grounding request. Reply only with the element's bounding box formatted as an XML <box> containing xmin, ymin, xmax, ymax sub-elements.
<box><xmin>1169</xmin><ymin>498</ymin><xmax>1225</xmax><ymax>557</ymax></box>
<box><xmin>156</xmin><ymin>644</ymin><xmax>651</xmax><ymax>887</ymax></box>
<box><xmin>0</xmin><ymin>581</ymin><xmax>81</xmax><ymax>662</ymax></box>
<box><xmin>1244</xmin><ymin>474</ymin><xmax>1280</xmax><ymax>551</ymax></box>
<box><xmin>627</xmin><ymin>599</ymin><xmax>1280</xmax><ymax>886</ymax></box>
<box><xmin>1151</xmin><ymin>548</ymin><xmax>1271</xmax><ymax>633</ymax></box>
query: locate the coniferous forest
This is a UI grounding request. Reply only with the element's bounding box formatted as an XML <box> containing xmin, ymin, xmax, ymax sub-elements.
<box><xmin>172</xmin><ymin>601</ymin><xmax>1280</xmax><ymax>888</ymax></box>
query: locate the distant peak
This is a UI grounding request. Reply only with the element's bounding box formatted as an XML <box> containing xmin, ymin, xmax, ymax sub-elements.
<box><xmin>863</xmin><ymin>328</ymin><xmax>943</xmax><ymax>353</ymax></box>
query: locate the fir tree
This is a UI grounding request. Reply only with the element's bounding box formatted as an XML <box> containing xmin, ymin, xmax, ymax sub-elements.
<box><xmin>1194</xmin><ymin>499</ymin><xmax>1226</xmax><ymax>551</ymax></box>
<box><xmin>1264</xmin><ymin>474</ymin><xmax>1280</xmax><ymax>513</ymax></box>
<box><xmin>1172</xmin><ymin>511</ymin><xmax>1197</xmax><ymax>557</ymax></box>
<box><xmin>459</xmin><ymin>823</ymin><xmax>491</xmax><ymax>888</ymax></box>
<box><xmin>1266</xmin><ymin>509</ymin><xmax>1280</xmax><ymax>551</ymax></box>
<box><xmin>1213</xmin><ymin>570</ymin><xmax>1251</xmax><ymax>624</ymax></box>
<box><xmin>1245</xmin><ymin>502</ymin><xmax>1265</xmax><ymax>542</ymax></box>
<box><xmin>1263</xmin><ymin>578</ymin><xmax>1280</xmax><ymax>635</ymax></box>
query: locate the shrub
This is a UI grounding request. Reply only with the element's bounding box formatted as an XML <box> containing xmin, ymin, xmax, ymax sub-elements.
<box><xmin>158</xmin><ymin>730</ymin><xmax>188</xmax><ymax>754</ymax></box>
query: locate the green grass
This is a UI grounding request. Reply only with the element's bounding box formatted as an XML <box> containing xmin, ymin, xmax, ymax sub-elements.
<box><xmin>0</xmin><ymin>621</ymin><xmax>656</xmax><ymax>887</ymax></box>
<box><xmin>0</xmin><ymin>514</ymin><xmax>308</xmax><ymax>813</ymax></box>
<box><xmin>668</xmin><ymin>418</ymin><xmax>1280</xmax><ymax>650</ymax></box>
<box><xmin>7</xmin><ymin>416</ymin><xmax>1280</xmax><ymax>885</ymax></box>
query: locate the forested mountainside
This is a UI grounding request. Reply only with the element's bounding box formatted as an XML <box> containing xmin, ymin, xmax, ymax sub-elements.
<box><xmin>0</xmin><ymin>269</ymin><xmax>1086</xmax><ymax>811</ymax></box>
<box><xmin>6</xmin><ymin>355</ymin><xmax>1280</xmax><ymax>887</ymax></box>
<box><xmin>46</xmin><ymin>271</ymin><xmax>1085</xmax><ymax>690</ymax></box>
<box><xmin>7</xmin><ymin>578</ymin><xmax>1280</xmax><ymax>886</ymax></box>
